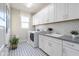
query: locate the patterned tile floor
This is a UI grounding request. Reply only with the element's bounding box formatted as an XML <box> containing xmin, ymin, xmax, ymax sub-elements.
<box><xmin>9</xmin><ymin>42</ymin><xmax>47</xmax><ymax>56</ymax></box>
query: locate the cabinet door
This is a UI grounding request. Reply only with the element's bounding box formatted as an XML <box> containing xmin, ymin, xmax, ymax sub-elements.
<box><xmin>46</xmin><ymin>37</ymin><xmax>62</xmax><ymax>56</ymax></box>
<box><xmin>38</xmin><ymin>6</ymin><xmax>48</xmax><ymax>24</ymax></box>
<box><xmin>47</xmin><ymin>4</ymin><xmax>55</xmax><ymax>23</ymax></box>
<box><xmin>33</xmin><ymin>15</ymin><xmax>38</xmax><ymax>25</ymax></box>
<box><xmin>33</xmin><ymin>5</ymin><xmax>49</xmax><ymax>25</ymax></box>
<box><xmin>39</xmin><ymin>35</ymin><xmax>62</xmax><ymax>56</ymax></box>
<box><xmin>33</xmin><ymin>15</ymin><xmax>36</xmax><ymax>25</ymax></box>
<box><xmin>54</xmin><ymin>3</ymin><xmax>68</xmax><ymax>22</ymax></box>
<box><xmin>32</xmin><ymin>16</ymin><xmax>35</xmax><ymax>25</ymax></box>
<box><xmin>68</xmin><ymin>3</ymin><xmax>79</xmax><ymax>19</ymax></box>
<box><xmin>63</xmin><ymin>46</ymin><xmax>79</xmax><ymax>56</ymax></box>
<box><xmin>39</xmin><ymin>35</ymin><xmax>46</xmax><ymax>51</ymax></box>
<box><xmin>63</xmin><ymin>41</ymin><xmax>79</xmax><ymax>51</ymax></box>
<box><xmin>63</xmin><ymin>41</ymin><xmax>79</xmax><ymax>56</ymax></box>
<box><xmin>43</xmin><ymin>6</ymin><xmax>49</xmax><ymax>23</ymax></box>
<box><xmin>36</xmin><ymin>12</ymin><xmax>42</xmax><ymax>24</ymax></box>
<box><xmin>46</xmin><ymin>40</ymin><xmax>62</xmax><ymax>56</ymax></box>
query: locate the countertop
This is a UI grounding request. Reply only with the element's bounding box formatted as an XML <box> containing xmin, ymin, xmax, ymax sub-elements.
<box><xmin>39</xmin><ymin>33</ymin><xmax>79</xmax><ymax>44</ymax></box>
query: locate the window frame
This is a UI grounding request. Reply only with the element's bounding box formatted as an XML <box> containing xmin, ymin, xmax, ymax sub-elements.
<box><xmin>21</xmin><ymin>16</ymin><xmax>29</xmax><ymax>29</ymax></box>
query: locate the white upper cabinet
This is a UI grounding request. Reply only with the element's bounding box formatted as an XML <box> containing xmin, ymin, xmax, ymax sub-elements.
<box><xmin>32</xmin><ymin>6</ymin><xmax>48</xmax><ymax>25</ymax></box>
<box><xmin>32</xmin><ymin>3</ymin><xmax>79</xmax><ymax>25</ymax></box>
<box><xmin>47</xmin><ymin>3</ymin><xmax>69</xmax><ymax>22</ymax></box>
<box><xmin>47</xmin><ymin>4</ymin><xmax>55</xmax><ymax>23</ymax></box>
<box><xmin>68</xmin><ymin>3</ymin><xmax>79</xmax><ymax>20</ymax></box>
<box><xmin>39</xmin><ymin>6</ymin><xmax>48</xmax><ymax>24</ymax></box>
<box><xmin>54</xmin><ymin>3</ymin><xmax>79</xmax><ymax>21</ymax></box>
<box><xmin>33</xmin><ymin>15</ymin><xmax>37</xmax><ymax>25</ymax></box>
<box><xmin>32</xmin><ymin>15</ymin><xmax>35</xmax><ymax>25</ymax></box>
<box><xmin>54</xmin><ymin>3</ymin><xmax>68</xmax><ymax>22</ymax></box>
<box><xmin>32</xmin><ymin>3</ymin><xmax>68</xmax><ymax>25</ymax></box>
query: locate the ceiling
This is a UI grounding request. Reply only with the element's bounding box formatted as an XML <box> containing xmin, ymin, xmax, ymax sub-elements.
<box><xmin>10</xmin><ymin>3</ymin><xmax>50</xmax><ymax>14</ymax></box>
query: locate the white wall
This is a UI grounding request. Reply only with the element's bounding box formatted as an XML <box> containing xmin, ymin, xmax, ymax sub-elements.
<box><xmin>35</xmin><ymin>20</ymin><xmax>79</xmax><ymax>35</ymax></box>
<box><xmin>11</xmin><ymin>8</ymin><xmax>32</xmax><ymax>43</ymax></box>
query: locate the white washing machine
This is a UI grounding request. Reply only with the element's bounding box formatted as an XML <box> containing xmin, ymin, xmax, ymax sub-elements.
<box><xmin>28</xmin><ymin>31</ymin><xmax>41</xmax><ymax>48</ymax></box>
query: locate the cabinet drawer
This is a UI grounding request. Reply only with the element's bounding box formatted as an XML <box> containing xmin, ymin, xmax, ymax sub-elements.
<box><xmin>47</xmin><ymin>40</ymin><xmax>62</xmax><ymax>56</ymax></box>
<box><xmin>47</xmin><ymin>36</ymin><xmax>62</xmax><ymax>44</ymax></box>
<box><xmin>63</xmin><ymin>41</ymin><xmax>79</xmax><ymax>51</ymax></box>
<box><xmin>63</xmin><ymin>46</ymin><xmax>79</xmax><ymax>56</ymax></box>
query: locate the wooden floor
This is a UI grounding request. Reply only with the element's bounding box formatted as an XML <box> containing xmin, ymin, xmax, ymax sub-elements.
<box><xmin>9</xmin><ymin>42</ymin><xmax>47</xmax><ymax>56</ymax></box>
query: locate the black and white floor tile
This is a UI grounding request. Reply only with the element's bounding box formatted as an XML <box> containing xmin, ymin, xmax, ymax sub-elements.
<box><xmin>9</xmin><ymin>42</ymin><xmax>47</xmax><ymax>56</ymax></box>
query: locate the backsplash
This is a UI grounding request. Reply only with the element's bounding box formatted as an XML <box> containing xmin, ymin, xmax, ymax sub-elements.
<box><xmin>35</xmin><ymin>20</ymin><xmax>79</xmax><ymax>35</ymax></box>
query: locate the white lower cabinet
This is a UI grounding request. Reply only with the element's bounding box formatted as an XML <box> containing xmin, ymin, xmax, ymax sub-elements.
<box><xmin>39</xmin><ymin>35</ymin><xmax>62</xmax><ymax>56</ymax></box>
<box><xmin>39</xmin><ymin>35</ymin><xmax>79</xmax><ymax>56</ymax></box>
<box><xmin>63</xmin><ymin>41</ymin><xmax>79</xmax><ymax>56</ymax></box>
<box><xmin>46</xmin><ymin>41</ymin><xmax>62</xmax><ymax>56</ymax></box>
<box><xmin>63</xmin><ymin>46</ymin><xmax>79</xmax><ymax>56</ymax></box>
<box><xmin>39</xmin><ymin>35</ymin><xmax>46</xmax><ymax>52</ymax></box>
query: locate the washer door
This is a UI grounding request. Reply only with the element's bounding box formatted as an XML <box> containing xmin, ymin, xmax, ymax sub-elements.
<box><xmin>30</xmin><ymin>33</ymin><xmax>34</xmax><ymax>42</ymax></box>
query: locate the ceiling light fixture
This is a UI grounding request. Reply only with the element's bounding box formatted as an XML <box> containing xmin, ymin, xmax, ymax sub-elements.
<box><xmin>26</xmin><ymin>3</ymin><xmax>33</xmax><ymax>8</ymax></box>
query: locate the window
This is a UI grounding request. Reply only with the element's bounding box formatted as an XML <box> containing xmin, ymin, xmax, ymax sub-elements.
<box><xmin>0</xmin><ymin>11</ymin><xmax>6</xmax><ymax>21</ymax></box>
<box><xmin>0</xmin><ymin>19</ymin><xmax>6</xmax><ymax>27</ymax></box>
<box><xmin>21</xmin><ymin>16</ymin><xmax>29</xmax><ymax>29</ymax></box>
<box><xmin>0</xmin><ymin>11</ymin><xmax>6</xmax><ymax>27</ymax></box>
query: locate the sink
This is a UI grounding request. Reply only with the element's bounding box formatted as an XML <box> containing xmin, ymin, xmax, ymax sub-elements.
<box><xmin>46</xmin><ymin>33</ymin><xmax>63</xmax><ymax>37</ymax></box>
<box><xmin>51</xmin><ymin>34</ymin><xmax>63</xmax><ymax>37</ymax></box>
